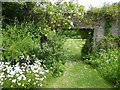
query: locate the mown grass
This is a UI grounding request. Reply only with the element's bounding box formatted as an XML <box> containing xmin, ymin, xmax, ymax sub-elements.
<box><xmin>43</xmin><ymin>39</ymin><xmax>113</xmax><ymax>88</ymax></box>
<box><xmin>44</xmin><ymin>61</ymin><xmax>113</xmax><ymax>88</ymax></box>
<box><xmin>63</xmin><ymin>39</ymin><xmax>86</xmax><ymax>61</ymax></box>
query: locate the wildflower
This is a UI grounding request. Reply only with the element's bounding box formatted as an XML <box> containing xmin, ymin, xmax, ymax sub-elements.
<box><xmin>0</xmin><ymin>72</ymin><xmax>5</xmax><ymax>78</ymax></box>
<box><xmin>39</xmin><ymin>84</ymin><xmax>43</xmax><ymax>87</ymax></box>
<box><xmin>70</xmin><ymin>22</ymin><xmax>73</xmax><ymax>26</ymax></box>
<box><xmin>68</xmin><ymin>16</ymin><xmax>71</xmax><ymax>18</ymax></box>
<box><xmin>28</xmin><ymin>79</ymin><xmax>31</xmax><ymax>82</ymax></box>
<box><xmin>22</xmin><ymin>84</ymin><xmax>24</xmax><ymax>86</ymax></box>
<box><xmin>32</xmin><ymin>55</ymin><xmax>35</xmax><ymax>57</ymax></box>
<box><xmin>10</xmin><ymin>70</ymin><xmax>15</xmax><ymax>76</ymax></box>
<box><xmin>44</xmin><ymin>76</ymin><xmax>46</xmax><ymax>78</ymax></box>
<box><xmin>5</xmin><ymin>62</ymin><xmax>10</xmax><ymax>65</ymax></box>
<box><xmin>18</xmin><ymin>83</ymin><xmax>21</xmax><ymax>86</ymax></box>
<box><xmin>39</xmin><ymin>77</ymin><xmax>44</xmax><ymax>81</ymax></box>
<box><xmin>16</xmin><ymin>74</ymin><xmax>19</xmax><ymax>77</ymax></box>
<box><xmin>39</xmin><ymin>72</ymin><xmax>44</xmax><ymax>74</ymax></box>
<box><xmin>17</xmin><ymin>75</ymin><xmax>23</xmax><ymax>81</ymax></box>
<box><xmin>50</xmin><ymin>12</ymin><xmax>52</xmax><ymax>14</ymax></box>
<box><xmin>12</xmin><ymin>79</ymin><xmax>16</xmax><ymax>83</ymax></box>
<box><xmin>35</xmin><ymin>78</ymin><xmax>39</xmax><ymax>80</ymax></box>
<box><xmin>35</xmin><ymin>74</ymin><xmax>39</xmax><ymax>77</ymax></box>
<box><xmin>34</xmin><ymin>82</ymin><xmax>36</xmax><ymax>85</ymax></box>
<box><xmin>45</xmin><ymin>70</ymin><xmax>49</xmax><ymax>73</ymax></box>
<box><xmin>1</xmin><ymin>78</ymin><xmax>3</xmax><ymax>81</ymax></box>
<box><xmin>69</xmin><ymin>27</ymin><xmax>71</xmax><ymax>29</ymax></box>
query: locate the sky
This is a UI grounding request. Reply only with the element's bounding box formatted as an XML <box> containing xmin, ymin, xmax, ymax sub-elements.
<box><xmin>50</xmin><ymin>0</ymin><xmax>119</xmax><ymax>10</ymax></box>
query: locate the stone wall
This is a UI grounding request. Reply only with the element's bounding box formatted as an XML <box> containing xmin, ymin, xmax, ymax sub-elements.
<box><xmin>72</xmin><ymin>16</ymin><xmax>119</xmax><ymax>49</ymax></box>
<box><xmin>110</xmin><ymin>19</ymin><xmax>120</xmax><ymax>37</ymax></box>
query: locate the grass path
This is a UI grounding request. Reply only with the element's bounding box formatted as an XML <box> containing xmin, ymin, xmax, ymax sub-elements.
<box><xmin>63</xmin><ymin>39</ymin><xmax>86</xmax><ymax>60</ymax></box>
<box><xmin>44</xmin><ymin>61</ymin><xmax>113</xmax><ymax>88</ymax></box>
<box><xmin>44</xmin><ymin>39</ymin><xmax>113</xmax><ymax>88</ymax></box>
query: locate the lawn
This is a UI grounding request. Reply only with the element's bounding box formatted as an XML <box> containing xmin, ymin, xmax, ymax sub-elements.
<box><xmin>63</xmin><ymin>39</ymin><xmax>86</xmax><ymax>60</ymax></box>
<box><xmin>43</xmin><ymin>39</ymin><xmax>113</xmax><ymax>88</ymax></box>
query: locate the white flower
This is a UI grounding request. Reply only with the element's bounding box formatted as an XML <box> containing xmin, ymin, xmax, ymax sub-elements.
<box><xmin>70</xmin><ymin>22</ymin><xmax>73</xmax><ymax>26</ymax></box>
<box><xmin>40</xmin><ymin>84</ymin><xmax>43</xmax><ymax>87</ymax></box>
<box><xmin>12</xmin><ymin>79</ymin><xmax>16</xmax><ymax>83</ymax></box>
<box><xmin>45</xmin><ymin>70</ymin><xmax>49</xmax><ymax>73</ymax></box>
<box><xmin>44</xmin><ymin>76</ymin><xmax>46</xmax><ymax>78</ymax></box>
<box><xmin>39</xmin><ymin>77</ymin><xmax>44</xmax><ymax>81</ymax></box>
<box><xmin>0</xmin><ymin>82</ymin><xmax>4</xmax><ymax>85</ymax></box>
<box><xmin>22</xmin><ymin>84</ymin><xmax>24</xmax><ymax>86</ymax></box>
<box><xmin>32</xmin><ymin>55</ymin><xmax>35</xmax><ymax>57</ymax></box>
<box><xmin>5</xmin><ymin>62</ymin><xmax>10</xmax><ymax>65</ymax></box>
<box><xmin>1</xmin><ymin>78</ymin><xmax>3</xmax><ymax>81</ymax></box>
<box><xmin>18</xmin><ymin>83</ymin><xmax>21</xmax><ymax>86</ymax></box>
<box><xmin>35</xmin><ymin>74</ymin><xmax>39</xmax><ymax>77</ymax></box>
<box><xmin>16</xmin><ymin>74</ymin><xmax>19</xmax><ymax>77</ymax></box>
<box><xmin>20</xmin><ymin>75</ymin><xmax>26</xmax><ymax>80</ymax></box>
<box><xmin>26</xmin><ymin>55</ymin><xmax>30</xmax><ymax>60</ymax></box>
<box><xmin>18</xmin><ymin>75</ymin><xmax>25</xmax><ymax>81</ymax></box>
<box><xmin>28</xmin><ymin>79</ymin><xmax>31</xmax><ymax>82</ymax></box>
<box><xmin>7</xmin><ymin>74</ymin><xmax>13</xmax><ymax>78</ymax></box>
<box><xmin>19</xmin><ymin>71</ymin><xmax>23</xmax><ymax>74</ymax></box>
<box><xmin>32</xmin><ymin>70</ymin><xmax>38</xmax><ymax>73</ymax></box>
<box><xmin>14</xmin><ymin>66</ymin><xmax>22</xmax><ymax>73</ymax></box>
<box><xmin>68</xmin><ymin>16</ymin><xmax>71</xmax><ymax>18</ymax></box>
<box><xmin>39</xmin><ymin>72</ymin><xmax>44</xmax><ymax>74</ymax></box>
<box><xmin>35</xmin><ymin>78</ymin><xmax>39</xmax><ymax>80</ymax></box>
<box><xmin>78</xmin><ymin>13</ymin><xmax>82</xmax><ymax>15</ymax></box>
<box><xmin>10</xmin><ymin>70</ymin><xmax>15</xmax><ymax>76</ymax></box>
<box><xmin>23</xmin><ymin>76</ymin><xmax>26</xmax><ymax>80</ymax></box>
<box><xmin>34</xmin><ymin>82</ymin><xmax>36</xmax><ymax>85</ymax></box>
<box><xmin>0</xmin><ymin>72</ymin><xmax>5</xmax><ymax>78</ymax></box>
<box><xmin>50</xmin><ymin>12</ymin><xmax>52</xmax><ymax>14</ymax></box>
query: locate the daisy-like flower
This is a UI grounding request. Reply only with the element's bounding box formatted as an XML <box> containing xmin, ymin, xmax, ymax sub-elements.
<box><xmin>18</xmin><ymin>83</ymin><xmax>21</xmax><ymax>86</ymax></box>
<box><xmin>39</xmin><ymin>77</ymin><xmax>44</xmax><ymax>81</ymax></box>
<box><xmin>12</xmin><ymin>79</ymin><xmax>16</xmax><ymax>83</ymax></box>
<box><xmin>28</xmin><ymin>79</ymin><xmax>31</xmax><ymax>82</ymax></box>
<box><xmin>35</xmin><ymin>74</ymin><xmax>39</xmax><ymax>77</ymax></box>
<box><xmin>39</xmin><ymin>84</ymin><xmax>43</xmax><ymax>87</ymax></box>
<box><xmin>39</xmin><ymin>72</ymin><xmax>44</xmax><ymax>74</ymax></box>
<box><xmin>45</xmin><ymin>70</ymin><xmax>49</xmax><ymax>73</ymax></box>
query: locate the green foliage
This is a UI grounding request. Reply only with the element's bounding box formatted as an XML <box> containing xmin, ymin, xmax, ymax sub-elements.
<box><xmin>2</xmin><ymin>2</ymin><xmax>36</xmax><ymax>25</ymax></box>
<box><xmin>2</xmin><ymin>21</ymin><xmax>67</xmax><ymax>77</ymax></box>
<box><xmin>86</xmin><ymin>2</ymin><xmax>119</xmax><ymax>24</ymax></box>
<box><xmin>84</xmin><ymin>36</ymin><xmax>119</xmax><ymax>88</ymax></box>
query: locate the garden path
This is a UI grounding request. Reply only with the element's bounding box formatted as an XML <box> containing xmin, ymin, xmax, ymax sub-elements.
<box><xmin>44</xmin><ymin>39</ymin><xmax>113</xmax><ymax>88</ymax></box>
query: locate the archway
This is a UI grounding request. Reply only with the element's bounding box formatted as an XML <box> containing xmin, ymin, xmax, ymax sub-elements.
<box><xmin>62</xmin><ymin>28</ymin><xmax>94</xmax><ymax>61</ymax></box>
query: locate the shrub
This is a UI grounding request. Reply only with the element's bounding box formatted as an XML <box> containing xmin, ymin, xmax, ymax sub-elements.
<box><xmin>84</xmin><ymin>36</ymin><xmax>119</xmax><ymax>88</ymax></box>
<box><xmin>2</xmin><ymin>22</ymin><xmax>67</xmax><ymax>78</ymax></box>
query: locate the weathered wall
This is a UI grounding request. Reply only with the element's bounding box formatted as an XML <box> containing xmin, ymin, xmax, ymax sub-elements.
<box><xmin>72</xmin><ymin>16</ymin><xmax>119</xmax><ymax>47</ymax></box>
<box><xmin>110</xmin><ymin>19</ymin><xmax>120</xmax><ymax>37</ymax></box>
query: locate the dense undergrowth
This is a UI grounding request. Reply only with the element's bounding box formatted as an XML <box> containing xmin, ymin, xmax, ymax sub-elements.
<box><xmin>1</xmin><ymin>22</ymin><xmax>67</xmax><ymax>88</ymax></box>
<box><xmin>84</xmin><ymin>36</ymin><xmax>119</xmax><ymax>88</ymax></box>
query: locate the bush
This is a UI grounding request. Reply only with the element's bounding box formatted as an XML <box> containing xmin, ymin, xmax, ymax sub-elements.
<box><xmin>84</xmin><ymin>36</ymin><xmax>119</xmax><ymax>88</ymax></box>
<box><xmin>2</xmin><ymin>22</ymin><xmax>67</xmax><ymax>78</ymax></box>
